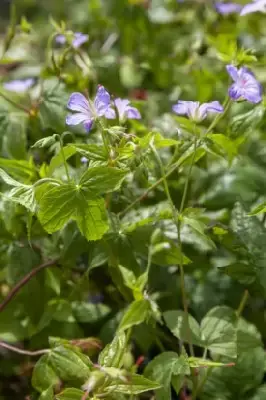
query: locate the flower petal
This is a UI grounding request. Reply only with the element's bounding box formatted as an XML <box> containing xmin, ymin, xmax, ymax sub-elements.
<box><xmin>66</xmin><ymin>113</ymin><xmax>89</xmax><ymax>126</ymax></box>
<box><xmin>104</xmin><ymin>108</ymin><xmax>116</xmax><ymax>119</ymax></box>
<box><xmin>215</xmin><ymin>3</ymin><xmax>242</xmax><ymax>15</ymax></box>
<box><xmin>72</xmin><ymin>33</ymin><xmax>89</xmax><ymax>48</ymax></box>
<box><xmin>114</xmin><ymin>98</ymin><xmax>130</xmax><ymax>119</ymax></box>
<box><xmin>3</xmin><ymin>78</ymin><xmax>34</xmax><ymax>93</ymax></box>
<box><xmin>67</xmin><ymin>92</ymin><xmax>91</xmax><ymax>114</ymax></box>
<box><xmin>94</xmin><ymin>86</ymin><xmax>111</xmax><ymax>116</ymax></box>
<box><xmin>241</xmin><ymin>0</ymin><xmax>266</xmax><ymax>16</ymax></box>
<box><xmin>55</xmin><ymin>34</ymin><xmax>66</xmax><ymax>44</ymax></box>
<box><xmin>126</xmin><ymin>106</ymin><xmax>141</xmax><ymax>119</ymax></box>
<box><xmin>83</xmin><ymin>119</ymin><xmax>94</xmax><ymax>132</ymax></box>
<box><xmin>226</xmin><ymin>65</ymin><xmax>239</xmax><ymax>81</ymax></box>
<box><xmin>228</xmin><ymin>83</ymin><xmax>243</xmax><ymax>100</ymax></box>
<box><xmin>199</xmin><ymin>101</ymin><xmax>224</xmax><ymax>119</ymax></box>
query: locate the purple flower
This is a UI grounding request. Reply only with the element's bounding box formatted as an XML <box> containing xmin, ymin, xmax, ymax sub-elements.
<box><xmin>56</xmin><ymin>32</ymin><xmax>89</xmax><ymax>48</ymax></box>
<box><xmin>3</xmin><ymin>78</ymin><xmax>34</xmax><ymax>93</ymax></box>
<box><xmin>226</xmin><ymin>65</ymin><xmax>262</xmax><ymax>104</ymax></box>
<box><xmin>215</xmin><ymin>2</ymin><xmax>242</xmax><ymax>15</ymax></box>
<box><xmin>81</xmin><ymin>156</ymin><xmax>88</xmax><ymax>164</ymax></box>
<box><xmin>241</xmin><ymin>0</ymin><xmax>266</xmax><ymax>16</ymax></box>
<box><xmin>66</xmin><ymin>86</ymin><xmax>113</xmax><ymax>132</ymax></box>
<box><xmin>172</xmin><ymin>100</ymin><xmax>224</xmax><ymax>122</ymax></box>
<box><xmin>108</xmin><ymin>98</ymin><xmax>141</xmax><ymax>121</ymax></box>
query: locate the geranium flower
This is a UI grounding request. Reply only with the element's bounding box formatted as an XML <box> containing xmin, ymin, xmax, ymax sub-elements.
<box><xmin>56</xmin><ymin>32</ymin><xmax>89</xmax><ymax>48</ymax></box>
<box><xmin>241</xmin><ymin>0</ymin><xmax>266</xmax><ymax>15</ymax></box>
<box><xmin>215</xmin><ymin>2</ymin><xmax>242</xmax><ymax>15</ymax></box>
<box><xmin>226</xmin><ymin>65</ymin><xmax>262</xmax><ymax>103</ymax></box>
<box><xmin>172</xmin><ymin>100</ymin><xmax>224</xmax><ymax>122</ymax></box>
<box><xmin>3</xmin><ymin>78</ymin><xmax>34</xmax><ymax>93</ymax></box>
<box><xmin>66</xmin><ymin>86</ymin><xmax>113</xmax><ymax>132</ymax></box>
<box><xmin>108</xmin><ymin>98</ymin><xmax>141</xmax><ymax>121</ymax></box>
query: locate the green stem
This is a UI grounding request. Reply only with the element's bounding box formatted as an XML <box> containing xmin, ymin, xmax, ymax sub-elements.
<box><xmin>236</xmin><ymin>289</ymin><xmax>249</xmax><ymax>319</ymax></box>
<box><xmin>59</xmin><ymin>136</ymin><xmax>71</xmax><ymax>182</ymax></box>
<box><xmin>0</xmin><ymin>91</ymin><xmax>30</xmax><ymax>113</ymax></box>
<box><xmin>205</xmin><ymin>97</ymin><xmax>232</xmax><ymax>135</ymax></box>
<box><xmin>151</xmin><ymin>143</ymin><xmax>197</xmax><ymax>388</ymax></box>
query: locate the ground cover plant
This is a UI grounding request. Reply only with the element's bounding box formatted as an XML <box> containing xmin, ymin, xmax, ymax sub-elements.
<box><xmin>0</xmin><ymin>0</ymin><xmax>265</xmax><ymax>399</ymax></box>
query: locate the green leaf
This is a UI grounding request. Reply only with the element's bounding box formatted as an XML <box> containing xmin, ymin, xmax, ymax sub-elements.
<box><xmin>32</xmin><ymin>135</ymin><xmax>58</xmax><ymax>149</ymax></box>
<box><xmin>48</xmin><ymin>345</ymin><xmax>92</xmax><ymax>382</ymax></box>
<box><xmin>37</xmin><ymin>184</ymin><xmax>109</xmax><ymax>241</ymax></box>
<box><xmin>249</xmin><ymin>202</ymin><xmax>266</xmax><ymax>215</ymax></box>
<box><xmin>164</xmin><ymin>307</ymin><xmax>237</xmax><ymax>358</ymax></box>
<box><xmin>151</xmin><ymin>241</ymin><xmax>191</xmax><ymax>266</ymax></box>
<box><xmin>250</xmin><ymin>385</ymin><xmax>266</xmax><ymax>400</ymax></box>
<box><xmin>8</xmin><ymin>185</ymin><xmax>36</xmax><ymax>212</ymax></box>
<box><xmin>163</xmin><ymin>310</ymin><xmax>202</xmax><ymax>347</ymax></box>
<box><xmin>49</xmin><ymin>146</ymin><xmax>77</xmax><ymax>175</ymax></box>
<box><xmin>144</xmin><ymin>352</ymin><xmax>190</xmax><ymax>400</ymax></box>
<box><xmin>188</xmin><ymin>357</ymin><xmax>229</xmax><ymax>368</ymax></box>
<box><xmin>237</xmin><ymin>318</ymin><xmax>263</xmax><ymax>353</ymax></box>
<box><xmin>201</xmin><ymin>306</ymin><xmax>237</xmax><ymax>358</ymax></box>
<box><xmin>71</xmin><ymin>143</ymin><xmax>107</xmax><ymax>161</ymax></box>
<box><xmin>79</xmin><ymin>166</ymin><xmax>128</xmax><ymax>196</ymax></box>
<box><xmin>106</xmin><ymin>373</ymin><xmax>161</xmax><ymax>395</ymax></box>
<box><xmin>32</xmin><ymin>354</ymin><xmax>59</xmax><ymax>393</ymax></box>
<box><xmin>55</xmin><ymin>388</ymin><xmax>84</xmax><ymax>400</ymax></box>
<box><xmin>0</xmin><ymin>158</ymin><xmax>36</xmax><ymax>182</ymax></box>
<box><xmin>0</xmin><ymin>167</ymin><xmax>27</xmax><ymax>187</ymax></box>
<box><xmin>119</xmin><ymin>299</ymin><xmax>151</xmax><ymax>331</ymax></box>
<box><xmin>39</xmin><ymin>386</ymin><xmax>54</xmax><ymax>400</ymax></box>
<box><xmin>72</xmin><ymin>302</ymin><xmax>111</xmax><ymax>323</ymax></box>
<box><xmin>206</xmin><ymin>133</ymin><xmax>242</xmax><ymax>163</ymax></box>
<box><xmin>138</xmin><ymin>132</ymin><xmax>178</xmax><ymax>149</ymax></box>
<box><xmin>99</xmin><ymin>332</ymin><xmax>127</xmax><ymax>368</ymax></box>
<box><xmin>75</xmin><ymin>196</ymin><xmax>109</xmax><ymax>241</ymax></box>
<box><xmin>230</xmin><ymin>105</ymin><xmax>265</xmax><ymax>136</ymax></box>
<box><xmin>3</xmin><ymin>113</ymin><xmax>27</xmax><ymax>160</ymax></box>
<box><xmin>202</xmin><ymin>348</ymin><xmax>265</xmax><ymax>399</ymax></box>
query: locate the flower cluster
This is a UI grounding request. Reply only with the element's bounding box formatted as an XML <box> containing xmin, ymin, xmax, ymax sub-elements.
<box><xmin>216</xmin><ymin>0</ymin><xmax>266</xmax><ymax>15</ymax></box>
<box><xmin>66</xmin><ymin>86</ymin><xmax>141</xmax><ymax>132</ymax></box>
<box><xmin>56</xmin><ymin>32</ymin><xmax>89</xmax><ymax>48</ymax></box>
<box><xmin>172</xmin><ymin>64</ymin><xmax>262</xmax><ymax>123</ymax></box>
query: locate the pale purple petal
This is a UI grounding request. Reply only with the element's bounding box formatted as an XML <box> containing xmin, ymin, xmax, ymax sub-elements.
<box><xmin>83</xmin><ymin>119</ymin><xmax>94</xmax><ymax>132</ymax></box>
<box><xmin>72</xmin><ymin>33</ymin><xmax>89</xmax><ymax>48</ymax></box>
<box><xmin>114</xmin><ymin>98</ymin><xmax>130</xmax><ymax>119</ymax></box>
<box><xmin>66</xmin><ymin>113</ymin><xmax>89</xmax><ymax>126</ymax></box>
<box><xmin>3</xmin><ymin>78</ymin><xmax>34</xmax><ymax>93</ymax></box>
<box><xmin>215</xmin><ymin>3</ymin><xmax>242</xmax><ymax>15</ymax></box>
<box><xmin>198</xmin><ymin>101</ymin><xmax>224</xmax><ymax>120</ymax></box>
<box><xmin>227</xmin><ymin>65</ymin><xmax>262</xmax><ymax>104</ymax></box>
<box><xmin>172</xmin><ymin>101</ymin><xmax>198</xmax><ymax>116</ymax></box>
<box><xmin>81</xmin><ymin>156</ymin><xmax>88</xmax><ymax>163</ymax></box>
<box><xmin>226</xmin><ymin>65</ymin><xmax>239</xmax><ymax>81</ymax></box>
<box><xmin>126</xmin><ymin>106</ymin><xmax>141</xmax><ymax>119</ymax></box>
<box><xmin>67</xmin><ymin>92</ymin><xmax>91</xmax><ymax>114</ymax></box>
<box><xmin>104</xmin><ymin>108</ymin><xmax>116</xmax><ymax>119</ymax></box>
<box><xmin>241</xmin><ymin>0</ymin><xmax>266</xmax><ymax>16</ymax></box>
<box><xmin>94</xmin><ymin>86</ymin><xmax>111</xmax><ymax>116</ymax></box>
<box><xmin>55</xmin><ymin>34</ymin><xmax>66</xmax><ymax>44</ymax></box>
<box><xmin>228</xmin><ymin>83</ymin><xmax>243</xmax><ymax>100</ymax></box>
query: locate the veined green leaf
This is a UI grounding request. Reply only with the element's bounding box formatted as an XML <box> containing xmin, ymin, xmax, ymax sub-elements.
<box><xmin>37</xmin><ymin>184</ymin><xmax>109</xmax><ymax>241</ymax></box>
<box><xmin>99</xmin><ymin>332</ymin><xmax>127</xmax><ymax>368</ymax></box>
<box><xmin>32</xmin><ymin>354</ymin><xmax>59</xmax><ymax>393</ymax></box>
<box><xmin>79</xmin><ymin>166</ymin><xmax>128</xmax><ymax>196</ymax></box>
<box><xmin>119</xmin><ymin>299</ymin><xmax>151</xmax><ymax>331</ymax></box>
<box><xmin>106</xmin><ymin>373</ymin><xmax>161</xmax><ymax>395</ymax></box>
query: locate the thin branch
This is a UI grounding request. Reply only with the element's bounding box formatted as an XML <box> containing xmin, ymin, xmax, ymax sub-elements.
<box><xmin>0</xmin><ymin>341</ymin><xmax>49</xmax><ymax>356</ymax></box>
<box><xmin>0</xmin><ymin>259</ymin><xmax>59</xmax><ymax>313</ymax></box>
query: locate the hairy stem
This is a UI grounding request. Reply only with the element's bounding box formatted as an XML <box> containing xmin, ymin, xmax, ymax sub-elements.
<box><xmin>236</xmin><ymin>289</ymin><xmax>249</xmax><ymax>319</ymax></box>
<box><xmin>0</xmin><ymin>341</ymin><xmax>49</xmax><ymax>356</ymax></box>
<box><xmin>0</xmin><ymin>91</ymin><xmax>30</xmax><ymax>113</ymax></box>
<box><xmin>59</xmin><ymin>136</ymin><xmax>71</xmax><ymax>182</ymax></box>
<box><xmin>0</xmin><ymin>259</ymin><xmax>59</xmax><ymax>313</ymax></box>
